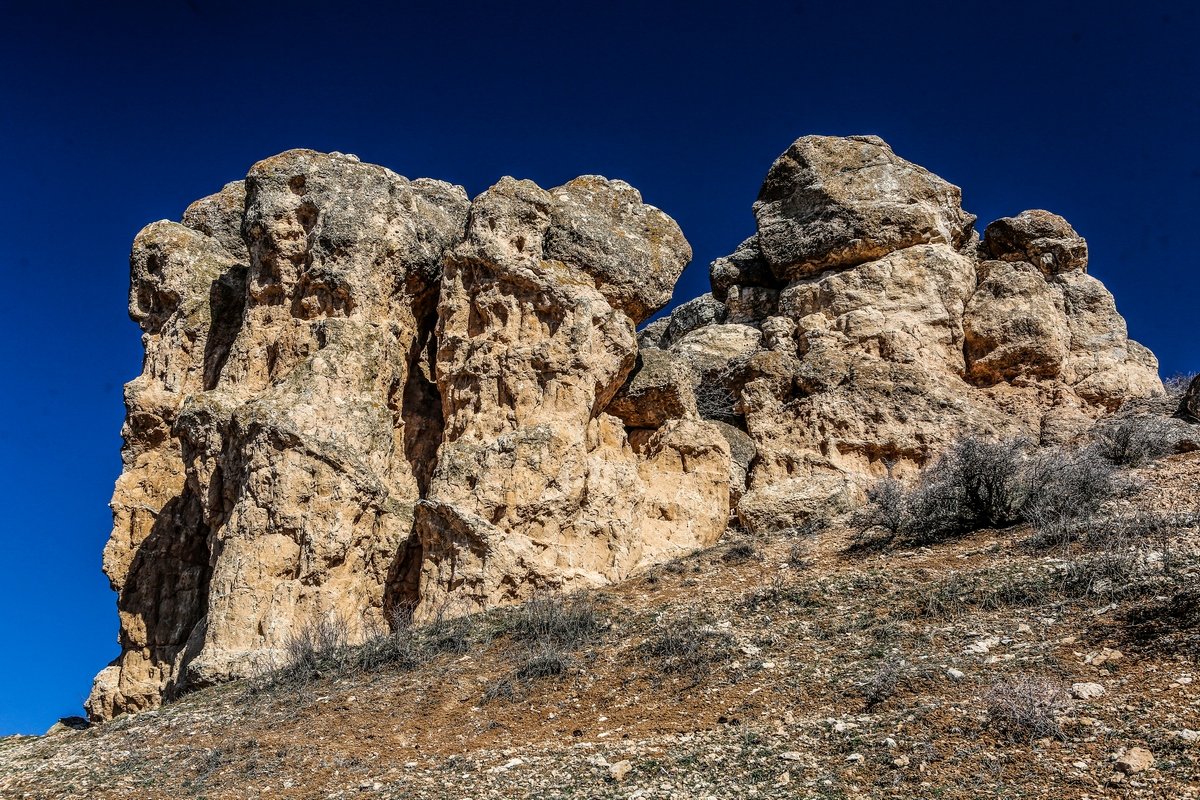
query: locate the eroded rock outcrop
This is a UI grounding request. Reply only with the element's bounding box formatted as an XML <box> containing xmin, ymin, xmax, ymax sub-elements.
<box><xmin>649</xmin><ymin>134</ymin><xmax>1162</xmax><ymax>533</ymax></box>
<box><xmin>93</xmin><ymin>135</ymin><xmax>1162</xmax><ymax>721</ymax></box>
<box><xmin>90</xmin><ymin>154</ymin><xmax>729</xmax><ymax>721</ymax></box>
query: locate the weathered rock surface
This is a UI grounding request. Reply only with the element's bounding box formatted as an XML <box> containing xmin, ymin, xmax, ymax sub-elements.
<box><xmin>93</xmin><ymin>134</ymin><xmax>1161</xmax><ymax>721</ymax></box>
<box><xmin>413</xmin><ymin>174</ymin><xmax>726</xmax><ymax>618</ymax></box>
<box><xmin>654</xmin><ymin>134</ymin><xmax>1161</xmax><ymax>533</ymax></box>
<box><xmin>1183</xmin><ymin>375</ymin><xmax>1200</xmax><ymax>420</ymax></box>
<box><xmin>91</xmin><ymin>153</ymin><xmax>728</xmax><ymax>721</ymax></box>
<box><xmin>983</xmin><ymin>209</ymin><xmax>1088</xmax><ymax>275</ymax></box>
<box><xmin>753</xmin><ymin>135</ymin><xmax>975</xmax><ymax>279</ymax></box>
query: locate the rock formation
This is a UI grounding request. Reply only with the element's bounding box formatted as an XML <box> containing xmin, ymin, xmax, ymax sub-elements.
<box><xmin>88</xmin><ymin>152</ymin><xmax>730</xmax><ymax>721</ymax></box>
<box><xmin>91</xmin><ymin>135</ymin><xmax>1163</xmax><ymax>721</ymax></box>
<box><xmin>646</xmin><ymin>135</ymin><xmax>1162</xmax><ymax>533</ymax></box>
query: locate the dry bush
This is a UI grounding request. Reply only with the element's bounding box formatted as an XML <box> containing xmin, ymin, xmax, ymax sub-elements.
<box><xmin>277</xmin><ymin>613</ymin><xmax>352</xmax><ymax>685</ymax></box>
<box><xmin>422</xmin><ymin>610</ymin><xmax>480</xmax><ymax>655</ymax></box>
<box><xmin>738</xmin><ymin>574</ymin><xmax>823</xmax><ymax>612</ymax></box>
<box><xmin>638</xmin><ymin>608</ymin><xmax>734</xmax><ymax>680</ymax></box>
<box><xmin>1092</xmin><ymin>416</ymin><xmax>1177</xmax><ymax>467</ymax></box>
<box><xmin>721</xmin><ymin>542</ymin><xmax>757</xmax><ymax>564</ymax></box>
<box><xmin>353</xmin><ymin>621</ymin><xmax>424</xmax><ymax>672</ymax></box>
<box><xmin>694</xmin><ymin>380</ymin><xmax>738</xmax><ymax>422</ymax></box>
<box><xmin>508</xmin><ymin>592</ymin><xmax>605</xmax><ymax>648</ymax></box>
<box><xmin>516</xmin><ymin>644</ymin><xmax>571</xmax><ymax>680</ymax></box>
<box><xmin>1021</xmin><ymin>446</ymin><xmax>1120</xmax><ymax>546</ymax></box>
<box><xmin>860</xmin><ymin>658</ymin><xmax>903</xmax><ymax>710</ymax></box>
<box><xmin>985</xmin><ymin>676</ymin><xmax>1071</xmax><ymax>741</ymax></box>
<box><xmin>854</xmin><ymin>435</ymin><xmax>1139</xmax><ymax>549</ymax></box>
<box><xmin>854</xmin><ymin>436</ymin><xmax>1033</xmax><ymax>546</ymax></box>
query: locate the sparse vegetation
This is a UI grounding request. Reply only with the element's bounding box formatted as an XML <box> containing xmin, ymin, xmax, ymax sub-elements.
<box><xmin>1092</xmin><ymin>415</ymin><xmax>1177</xmax><ymax>466</ymax></box>
<box><xmin>507</xmin><ymin>592</ymin><xmax>605</xmax><ymax>648</ymax></box>
<box><xmin>859</xmin><ymin>658</ymin><xmax>902</xmax><ymax>710</ymax></box>
<box><xmin>638</xmin><ymin>608</ymin><xmax>734</xmax><ymax>680</ymax></box>
<box><xmin>850</xmin><ymin>428</ymin><xmax>1177</xmax><ymax>549</ymax></box>
<box><xmin>721</xmin><ymin>542</ymin><xmax>757</xmax><ymax>563</ymax></box>
<box><xmin>985</xmin><ymin>677</ymin><xmax>1070</xmax><ymax>741</ymax></box>
<box><xmin>852</xmin><ymin>435</ymin><xmax>1035</xmax><ymax>546</ymax></box>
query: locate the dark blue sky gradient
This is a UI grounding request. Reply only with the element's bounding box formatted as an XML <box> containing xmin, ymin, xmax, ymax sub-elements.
<box><xmin>0</xmin><ymin>0</ymin><xmax>1196</xmax><ymax>734</ymax></box>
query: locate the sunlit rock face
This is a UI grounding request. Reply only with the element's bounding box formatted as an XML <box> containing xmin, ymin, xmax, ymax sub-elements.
<box><xmin>88</xmin><ymin>153</ymin><xmax>729</xmax><ymax>721</ymax></box>
<box><xmin>90</xmin><ymin>135</ymin><xmax>1161</xmax><ymax>721</ymax></box>
<box><xmin>651</xmin><ymin>135</ymin><xmax>1162</xmax><ymax>534</ymax></box>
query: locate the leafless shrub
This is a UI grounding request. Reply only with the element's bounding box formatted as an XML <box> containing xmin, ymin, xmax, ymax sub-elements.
<box><xmin>1164</xmin><ymin>372</ymin><xmax>1198</xmax><ymax>403</ymax></box>
<box><xmin>985</xmin><ymin>677</ymin><xmax>1070</xmax><ymax>741</ymax></box>
<box><xmin>638</xmin><ymin>608</ymin><xmax>734</xmax><ymax>680</ymax></box>
<box><xmin>516</xmin><ymin>644</ymin><xmax>570</xmax><ymax>680</ymax></box>
<box><xmin>860</xmin><ymin>658</ymin><xmax>903</xmax><ymax>710</ymax></box>
<box><xmin>481</xmin><ymin>677</ymin><xmax>515</xmax><ymax>704</ymax></box>
<box><xmin>422</xmin><ymin>610</ymin><xmax>479</xmax><ymax>655</ymax></box>
<box><xmin>786</xmin><ymin>539</ymin><xmax>813</xmax><ymax>569</ymax></box>
<box><xmin>854</xmin><ymin>436</ymin><xmax>1034</xmax><ymax>545</ymax></box>
<box><xmin>1092</xmin><ymin>416</ymin><xmax>1177</xmax><ymax>467</ymax></box>
<box><xmin>353</xmin><ymin>620</ymin><xmax>424</xmax><ymax>672</ymax></box>
<box><xmin>695</xmin><ymin>380</ymin><xmax>738</xmax><ymax>422</ymax></box>
<box><xmin>721</xmin><ymin>542</ymin><xmax>757</xmax><ymax>563</ymax></box>
<box><xmin>508</xmin><ymin>592</ymin><xmax>605</xmax><ymax>648</ymax></box>
<box><xmin>1022</xmin><ymin>446</ymin><xmax>1120</xmax><ymax>546</ymax></box>
<box><xmin>850</xmin><ymin>476</ymin><xmax>908</xmax><ymax>545</ymax></box>
<box><xmin>738</xmin><ymin>574</ymin><xmax>823</xmax><ymax>612</ymax></box>
<box><xmin>277</xmin><ymin>612</ymin><xmax>352</xmax><ymax>685</ymax></box>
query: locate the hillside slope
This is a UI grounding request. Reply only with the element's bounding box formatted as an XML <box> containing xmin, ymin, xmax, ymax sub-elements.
<box><xmin>5</xmin><ymin>452</ymin><xmax>1198</xmax><ymax>799</ymax></box>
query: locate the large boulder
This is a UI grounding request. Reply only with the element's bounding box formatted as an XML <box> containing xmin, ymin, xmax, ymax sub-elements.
<box><xmin>983</xmin><ymin>209</ymin><xmax>1088</xmax><ymax>276</ymax></box>
<box><xmin>753</xmin><ymin>135</ymin><xmax>976</xmax><ymax>279</ymax></box>
<box><xmin>608</xmin><ymin>348</ymin><xmax>699</xmax><ymax>429</ymax></box>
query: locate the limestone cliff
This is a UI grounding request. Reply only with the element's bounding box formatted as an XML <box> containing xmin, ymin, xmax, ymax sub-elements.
<box><xmin>89</xmin><ymin>136</ymin><xmax>1162</xmax><ymax>721</ymax></box>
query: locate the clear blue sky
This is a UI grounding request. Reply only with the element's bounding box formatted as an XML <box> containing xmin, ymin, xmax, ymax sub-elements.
<box><xmin>0</xmin><ymin>0</ymin><xmax>1196</xmax><ymax>735</ymax></box>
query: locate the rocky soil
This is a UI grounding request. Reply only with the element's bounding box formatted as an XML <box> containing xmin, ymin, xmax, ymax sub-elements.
<box><xmin>6</xmin><ymin>451</ymin><xmax>1198</xmax><ymax>799</ymax></box>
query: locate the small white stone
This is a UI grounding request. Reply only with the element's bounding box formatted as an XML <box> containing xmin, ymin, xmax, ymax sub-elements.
<box><xmin>1072</xmin><ymin>682</ymin><xmax>1105</xmax><ymax>701</ymax></box>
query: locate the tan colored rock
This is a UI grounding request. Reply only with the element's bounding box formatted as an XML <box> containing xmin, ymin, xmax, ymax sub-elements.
<box><xmin>90</xmin><ymin>150</ymin><xmax>472</xmax><ymax>719</ymax></box>
<box><xmin>964</xmin><ymin>260</ymin><xmax>1070</xmax><ymax>384</ymax></box>
<box><xmin>1115</xmin><ymin>747</ymin><xmax>1155</xmax><ymax>774</ymax></box>
<box><xmin>701</xmin><ymin>136</ymin><xmax>1161</xmax><ymax>532</ymax></box>
<box><xmin>414</xmin><ymin>174</ymin><xmax>727</xmax><ymax>617</ymax></box>
<box><xmin>91</xmin><ymin>134</ymin><xmax>1163</xmax><ymax>720</ymax></box>
<box><xmin>753</xmin><ymin>135</ymin><xmax>975</xmax><ymax>279</ymax></box>
<box><xmin>608</xmin><ymin>348</ymin><xmax>699</xmax><ymax>429</ymax></box>
<box><xmin>983</xmin><ymin>209</ymin><xmax>1087</xmax><ymax>275</ymax></box>
<box><xmin>1056</xmin><ymin>270</ymin><xmax>1162</xmax><ymax>408</ymax></box>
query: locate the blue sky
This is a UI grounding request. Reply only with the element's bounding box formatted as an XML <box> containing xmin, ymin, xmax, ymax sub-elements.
<box><xmin>0</xmin><ymin>0</ymin><xmax>1196</xmax><ymax>735</ymax></box>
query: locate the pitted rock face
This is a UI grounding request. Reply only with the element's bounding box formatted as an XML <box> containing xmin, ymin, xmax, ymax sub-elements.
<box><xmin>93</xmin><ymin>136</ymin><xmax>1163</xmax><ymax>722</ymax></box>
<box><xmin>753</xmin><ymin>135</ymin><xmax>976</xmax><ymax>279</ymax></box>
<box><xmin>90</xmin><ymin>153</ymin><xmax>726</xmax><ymax>721</ymax></box>
<box><xmin>415</xmin><ymin>174</ymin><xmax>726</xmax><ymax>618</ymax></box>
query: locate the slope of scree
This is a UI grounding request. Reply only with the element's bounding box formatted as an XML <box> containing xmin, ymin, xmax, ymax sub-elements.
<box><xmin>88</xmin><ymin>135</ymin><xmax>1169</xmax><ymax>723</ymax></box>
